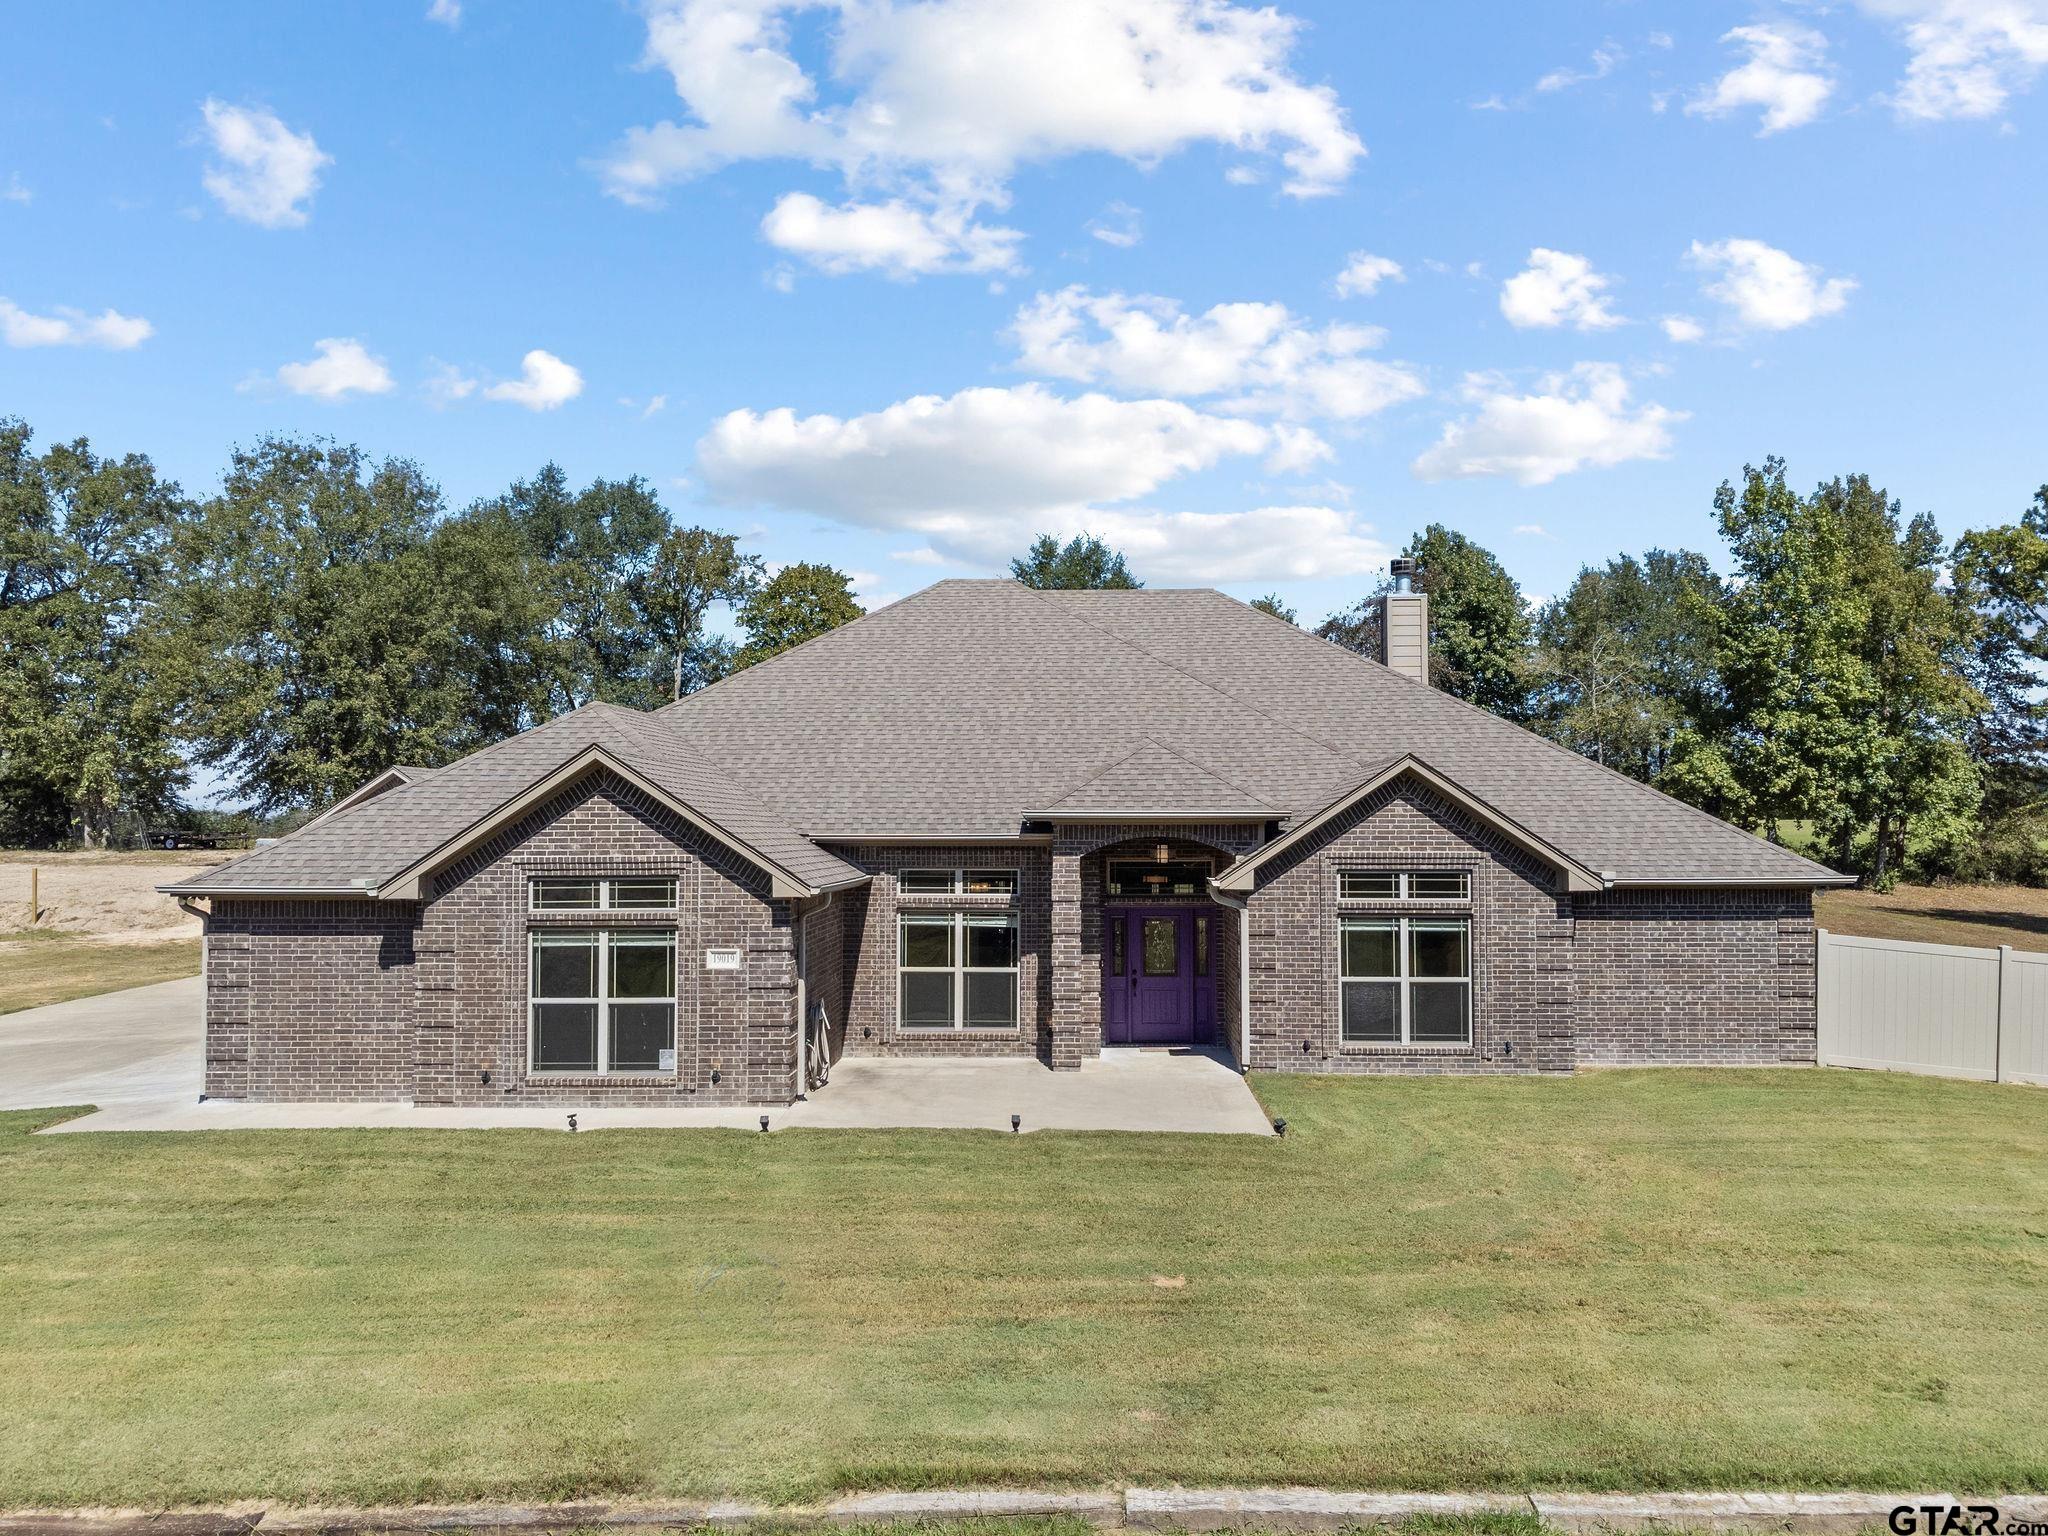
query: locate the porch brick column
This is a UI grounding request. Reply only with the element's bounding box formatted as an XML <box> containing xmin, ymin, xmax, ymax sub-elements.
<box><xmin>1049</xmin><ymin>841</ymin><xmax>1091</xmax><ymax>1070</ymax></box>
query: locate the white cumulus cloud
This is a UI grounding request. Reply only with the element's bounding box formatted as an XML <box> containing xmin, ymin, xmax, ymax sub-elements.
<box><xmin>1008</xmin><ymin>286</ymin><xmax>1424</xmax><ymax>423</ymax></box>
<box><xmin>427</xmin><ymin>0</ymin><xmax>461</xmax><ymax>25</ymax></box>
<box><xmin>272</xmin><ymin>338</ymin><xmax>395</xmax><ymax>399</ymax></box>
<box><xmin>1499</xmin><ymin>249</ymin><xmax>1625</xmax><ymax>331</ymax></box>
<box><xmin>760</xmin><ymin>192</ymin><xmax>1023</xmax><ymax>277</ymax></box>
<box><xmin>695</xmin><ymin>381</ymin><xmax>1381</xmax><ymax>579</ymax></box>
<box><xmin>1537</xmin><ymin>42</ymin><xmax>1625</xmax><ymax>93</ymax></box>
<box><xmin>1687</xmin><ymin>238</ymin><xmax>1855</xmax><ymax>330</ymax></box>
<box><xmin>1661</xmin><ymin>315</ymin><xmax>1707</xmax><ymax>343</ymax></box>
<box><xmin>199</xmin><ymin>99</ymin><xmax>330</xmax><ymax>228</ymax></box>
<box><xmin>484</xmin><ymin>349</ymin><xmax>585</xmax><ymax>410</ymax></box>
<box><xmin>1333</xmin><ymin>251</ymin><xmax>1404</xmax><ymax>298</ymax></box>
<box><xmin>1854</xmin><ymin>0</ymin><xmax>2048</xmax><ymax>119</ymax></box>
<box><xmin>0</xmin><ymin>299</ymin><xmax>154</xmax><ymax>350</ymax></box>
<box><xmin>1688</xmin><ymin>23</ymin><xmax>1835</xmax><ymax>134</ymax></box>
<box><xmin>597</xmin><ymin>0</ymin><xmax>1363</xmax><ymax>278</ymax></box>
<box><xmin>1412</xmin><ymin>363</ymin><xmax>1684</xmax><ymax>486</ymax></box>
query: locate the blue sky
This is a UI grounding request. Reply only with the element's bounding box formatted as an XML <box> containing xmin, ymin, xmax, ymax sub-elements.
<box><xmin>5</xmin><ymin>0</ymin><xmax>2045</xmax><ymax>627</ymax></box>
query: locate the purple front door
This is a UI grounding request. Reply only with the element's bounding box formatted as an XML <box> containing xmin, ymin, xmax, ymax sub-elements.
<box><xmin>1102</xmin><ymin>908</ymin><xmax>1216</xmax><ymax>1045</ymax></box>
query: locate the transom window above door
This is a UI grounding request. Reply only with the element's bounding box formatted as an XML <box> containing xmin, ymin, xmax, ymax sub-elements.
<box><xmin>1338</xmin><ymin>870</ymin><xmax>1470</xmax><ymax>901</ymax></box>
<box><xmin>897</xmin><ymin>868</ymin><xmax>1018</xmax><ymax>896</ymax></box>
<box><xmin>1106</xmin><ymin>859</ymin><xmax>1210</xmax><ymax>896</ymax></box>
<box><xmin>530</xmin><ymin>876</ymin><xmax>677</xmax><ymax>911</ymax></box>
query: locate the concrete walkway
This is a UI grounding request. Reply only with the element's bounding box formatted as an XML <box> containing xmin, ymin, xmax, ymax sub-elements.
<box><xmin>12</xmin><ymin>974</ymin><xmax>1271</xmax><ymax>1136</ymax></box>
<box><xmin>0</xmin><ymin>974</ymin><xmax>201</xmax><ymax>1112</ymax></box>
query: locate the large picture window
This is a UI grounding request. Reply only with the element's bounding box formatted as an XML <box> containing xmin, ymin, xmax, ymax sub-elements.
<box><xmin>530</xmin><ymin>930</ymin><xmax>676</xmax><ymax>1073</ymax></box>
<box><xmin>899</xmin><ymin>912</ymin><xmax>1019</xmax><ymax>1030</ymax></box>
<box><xmin>1339</xmin><ymin>916</ymin><xmax>1471</xmax><ymax>1045</ymax></box>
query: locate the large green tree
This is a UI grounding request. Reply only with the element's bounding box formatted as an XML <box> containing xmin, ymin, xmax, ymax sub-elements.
<box><xmin>1658</xmin><ymin>461</ymin><xmax>1979</xmax><ymax>880</ymax></box>
<box><xmin>733</xmin><ymin>563</ymin><xmax>863</xmax><ymax>669</ymax></box>
<box><xmin>1320</xmin><ymin>525</ymin><xmax>1532</xmax><ymax>718</ymax></box>
<box><xmin>0</xmin><ymin>419</ymin><xmax>190</xmax><ymax>845</ymax></box>
<box><xmin>1529</xmin><ymin>549</ymin><xmax>1722</xmax><ymax>779</ymax></box>
<box><xmin>475</xmin><ymin>464</ymin><xmax>670</xmax><ymax>714</ymax></box>
<box><xmin>644</xmin><ymin>526</ymin><xmax>763</xmax><ymax>701</ymax></box>
<box><xmin>160</xmin><ymin>438</ymin><xmax>490</xmax><ymax>813</ymax></box>
<box><xmin>1010</xmin><ymin>533</ymin><xmax>1142</xmax><ymax>590</ymax></box>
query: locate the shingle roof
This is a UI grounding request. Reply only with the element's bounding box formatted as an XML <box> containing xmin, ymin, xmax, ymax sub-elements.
<box><xmin>1031</xmin><ymin>738</ymin><xmax>1285</xmax><ymax>819</ymax></box>
<box><xmin>171</xmin><ymin>579</ymin><xmax>1844</xmax><ymax>897</ymax></box>
<box><xmin>657</xmin><ymin>579</ymin><xmax>1843</xmax><ymax>886</ymax></box>
<box><xmin>162</xmin><ymin>702</ymin><xmax>863</xmax><ymax>897</ymax></box>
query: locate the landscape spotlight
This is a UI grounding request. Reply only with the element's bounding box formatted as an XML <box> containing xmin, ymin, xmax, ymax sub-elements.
<box><xmin>567</xmin><ymin>1113</ymin><xmax>578</xmax><ymax>1133</ymax></box>
<box><xmin>1273</xmin><ymin>1118</ymin><xmax>1287</xmax><ymax>1137</ymax></box>
<box><xmin>759</xmin><ymin>1115</ymin><xmax>770</xmax><ymax>1133</ymax></box>
<box><xmin>1011</xmin><ymin>1113</ymin><xmax>1021</xmax><ymax>1133</ymax></box>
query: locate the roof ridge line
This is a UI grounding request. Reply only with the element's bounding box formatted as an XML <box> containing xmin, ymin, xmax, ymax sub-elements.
<box><xmin>655</xmin><ymin>582</ymin><xmax>938</xmax><ymax>717</ymax></box>
<box><xmin>1012</xmin><ymin>586</ymin><xmax>1370</xmax><ymax>790</ymax></box>
<box><xmin>1138</xmin><ymin>733</ymin><xmax>1287</xmax><ymax>813</ymax></box>
<box><xmin>605</xmin><ymin>707</ymin><xmax>835</xmax><ymax>855</ymax></box>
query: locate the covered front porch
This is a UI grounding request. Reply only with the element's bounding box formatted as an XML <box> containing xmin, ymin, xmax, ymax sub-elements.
<box><xmin>1047</xmin><ymin>821</ymin><xmax>1268</xmax><ymax>1069</ymax></box>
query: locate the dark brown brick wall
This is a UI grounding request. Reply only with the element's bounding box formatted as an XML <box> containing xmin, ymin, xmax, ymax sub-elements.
<box><xmin>425</xmin><ymin>773</ymin><xmax>796</xmax><ymax>1106</ymax></box>
<box><xmin>1247</xmin><ymin>782</ymin><xmax>1574</xmax><ymax>1075</ymax></box>
<box><xmin>827</xmin><ymin>844</ymin><xmax>1051</xmax><ymax>1060</ymax></box>
<box><xmin>1573</xmin><ymin>887</ymin><xmax>1817</xmax><ymax>1065</ymax></box>
<box><xmin>203</xmin><ymin>770</ymin><xmax>802</xmax><ymax>1106</ymax></box>
<box><xmin>201</xmin><ymin>779</ymin><xmax>1820</xmax><ymax>1100</ymax></box>
<box><xmin>202</xmin><ymin>899</ymin><xmax>419</xmax><ymax>1101</ymax></box>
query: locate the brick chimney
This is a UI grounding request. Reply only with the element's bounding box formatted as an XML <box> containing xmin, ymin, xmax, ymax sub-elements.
<box><xmin>1379</xmin><ymin>557</ymin><xmax>1429</xmax><ymax>684</ymax></box>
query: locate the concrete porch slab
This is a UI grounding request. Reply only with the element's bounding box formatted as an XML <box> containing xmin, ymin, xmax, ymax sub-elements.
<box><xmin>42</xmin><ymin>1043</ymin><xmax>1271</xmax><ymax>1136</ymax></box>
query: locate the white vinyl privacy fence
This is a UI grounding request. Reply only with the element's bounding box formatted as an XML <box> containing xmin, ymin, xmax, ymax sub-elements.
<box><xmin>1817</xmin><ymin>929</ymin><xmax>2048</xmax><ymax>1085</ymax></box>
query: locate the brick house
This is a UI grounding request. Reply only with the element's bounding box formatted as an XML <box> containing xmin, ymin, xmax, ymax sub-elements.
<box><xmin>161</xmin><ymin>578</ymin><xmax>1849</xmax><ymax>1107</ymax></box>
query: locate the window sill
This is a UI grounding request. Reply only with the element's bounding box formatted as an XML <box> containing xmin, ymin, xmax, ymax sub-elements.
<box><xmin>896</xmin><ymin>1026</ymin><xmax>1021</xmax><ymax>1036</ymax></box>
<box><xmin>526</xmin><ymin>1071</ymin><xmax>680</xmax><ymax>1082</ymax></box>
<box><xmin>895</xmin><ymin>894</ymin><xmax>1017</xmax><ymax>906</ymax></box>
<box><xmin>1338</xmin><ymin>1041</ymin><xmax>1475</xmax><ymax>1053</ymax></box>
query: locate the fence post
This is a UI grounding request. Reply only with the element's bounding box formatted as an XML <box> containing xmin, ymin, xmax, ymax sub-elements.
<box><xmin>1814</xmin><ymin>927</ymin><xmax>1829</xmax><ymax>1066</ymax></box>
<box><xmin>1997</xmin><ymin>944</ymin><xmax>2013</xmax><ymax>1083</ymax></box>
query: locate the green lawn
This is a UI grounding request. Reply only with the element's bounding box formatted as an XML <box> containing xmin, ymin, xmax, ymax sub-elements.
<box><xmin>0</xmin><ymin>932</ymin><xmax>200</xmax><ymax>1014</ymax></box>
<box><xmin>3</xmin><ymin>1069</ymin><xmax>2045</xmax><ymax>1509</ymax></box>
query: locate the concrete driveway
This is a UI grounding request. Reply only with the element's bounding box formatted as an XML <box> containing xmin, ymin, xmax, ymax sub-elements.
<box><xmin>0</xmin><ymin>974</ymin><xmax>202</xmax><ymax>1112</ymax></box>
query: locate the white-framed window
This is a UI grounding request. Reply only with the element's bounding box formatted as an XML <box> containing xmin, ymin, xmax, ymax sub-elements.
<box><xmin>1338</xmin><ymin>870</ymin><xmax>1470</xmax><ymax>902</ymax></box>
<box><xmin>897</xmin><ymin>868</ymin><xmax>1018</xmax><ymax>896</ymax></box>
<box><xmin>530</xmin><ymin>929</ymin><xmax>676</xmax><ymax>1073</ymax></box>
<box><xmin>530</xmin><ymin>876</ymin><xmax>678</xmax><ymax>911</ymax></box>
<box><xmin>898</xmin><ymin>911</ymin><xmax>1019</xmax><ymax>1029</ymax></box>
<box><xmin>1339</xmin><ymin>916</ymin><xmax>1471</xmax><ymax>1045</ymax></box>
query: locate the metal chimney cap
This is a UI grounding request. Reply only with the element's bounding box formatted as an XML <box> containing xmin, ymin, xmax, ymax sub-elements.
<box><xmin>1389</xmin><ymin>556</ymin><xmax>1420</xmax><ymax>590</ymax></box>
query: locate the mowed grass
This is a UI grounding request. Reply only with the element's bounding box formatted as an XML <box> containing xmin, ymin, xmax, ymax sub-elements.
<box><xmin>0</xmin><ymin>933</ymin><xmax>200</xmax><ymax>1013</ymax></box>
<box><xmin>3</xmin><ymin>1069</ymin><xmax>2046</xmax><ymax>1509</ymax></box>
<box><xmin>1817</xmin><ymin>882</ymin><xmax>2048</xmax><ymax>953</ymax></box>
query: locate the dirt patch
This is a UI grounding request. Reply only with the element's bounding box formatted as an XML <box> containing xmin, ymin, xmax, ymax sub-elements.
<box><xmin>1816</xmin><ymin>881</ymin><xmax>2048</xmax><ymax>953</ymax></box>
<box><xmin>0</xmin><ymin>851</ymin><xmax>235</xmax><ymax>942</ymax></box>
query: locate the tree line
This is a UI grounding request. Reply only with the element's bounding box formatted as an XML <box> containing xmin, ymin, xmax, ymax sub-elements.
<box><xmin>7</xmin><ymin>415</ymin><xmax>2045</xmax><ymax>888</ymax></box>
<box><xmin>1</xmin><ymin>420</ymin><xmax>860</xmax><ymax>843</ymax></box>
<box><xmin>1299</xmin><ymin>465</ymin><xmax>2045</xmax><ymax>889</ymax></box>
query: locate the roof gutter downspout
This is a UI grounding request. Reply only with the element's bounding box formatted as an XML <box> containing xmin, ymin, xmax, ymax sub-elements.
<box><xmin>794</xmin><ymin>891</ymin><xmax>836</xmax><ymax>1100</ymax></box>
<box><xmin>1209</xmin><ymin>887</ymin><xmax>1252</xmax><ymax>1073</ymax></box>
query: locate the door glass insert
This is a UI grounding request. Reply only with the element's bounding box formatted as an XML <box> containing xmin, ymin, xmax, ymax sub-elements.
<box><xmin>1142</xmin><ymin>917</ymin><xmax>1179</xmax><ymax>976</ymax></box>
<box><xmin>1112</xmin><ymin>918</ymin><xmax>1126</xmax><ymax>976</ymax></box>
